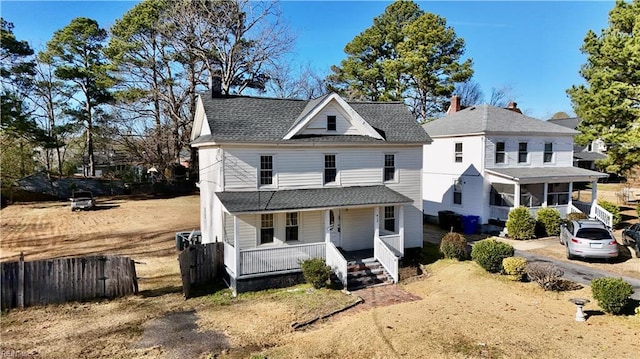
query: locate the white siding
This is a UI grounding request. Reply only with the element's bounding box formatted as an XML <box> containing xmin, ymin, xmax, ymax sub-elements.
<box><xmin>300</xmin><ymin>102</ymin><xmax>360</xmax><ymax>136</ymax></box>
<box><xmin>300</xmin><ymin>211</ymin><xmax>324</xmax><ymax>243</ymax></box>
<box><xmin>341</xmin><ymin>208</ymin><xmax>374</xmax><ymax>251</ymax></box>
<box><xmin>236</xmin><ymin>214</ymin><xmax>257</xmax><ymax>250</ymax></box>
<box><xmin>484</xmin><ymin>136</ymin><xmax>574</xmax><ymax>168</ymax></box>
<box><xmin>223</xmin><ymin>149</ymin><xmax>258</xmax><ymax>190</ymax></box>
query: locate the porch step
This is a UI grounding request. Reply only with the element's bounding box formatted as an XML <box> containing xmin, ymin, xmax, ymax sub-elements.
<box><xmin>346</xmin><ymin>258</ymin><xmax>392</xmax><ymax>290</ymax></box>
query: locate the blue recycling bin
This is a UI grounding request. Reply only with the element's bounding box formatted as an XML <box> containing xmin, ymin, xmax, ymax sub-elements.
<box><xmin>462</xmin><ymin>215</ymin><xmax>480</xmax><ymax>235</ymax></box>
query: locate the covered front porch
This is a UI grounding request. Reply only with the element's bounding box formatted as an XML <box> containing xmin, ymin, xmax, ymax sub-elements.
<box><xmin>215</xmin><ymin>186</ymin><xmax>411</xmax><ymax>293</ymax></box>
<box><xmin>485</xmin><ymin>167</ymin><xmax>610</xmax><ymax>226</ymax></box>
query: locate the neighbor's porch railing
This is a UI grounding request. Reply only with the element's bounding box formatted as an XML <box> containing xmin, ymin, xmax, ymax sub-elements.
<box><xmin>239</xmin><ymin>242</ymin><xmax>325</xmax><ymax>276</ymax></box>
<box><xmin>374</xmin><ymin>236</ymin><xmax>398</xmax><ymax>283</ymax></box>
<box><xmin>592</xmin><ymin>203</ymin><xmax>614</xmax><ymax>228</ymax></box>
<box><xmin>224</xmin><ymin>242</ymin><xmax>236</xmax><ymax>277</ymax></box>
<box><xmin>380</xmin><ymin>232</ymin><xmax>403</xmax><ymax>256</ymax></box>
<box><xmin>326</xmin><ymin>242</ymin><xmax>348</xmax><ymax>288</ymax></box>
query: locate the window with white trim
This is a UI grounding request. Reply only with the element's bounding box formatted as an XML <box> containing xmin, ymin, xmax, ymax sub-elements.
<box><xmin>259</xmin><ymin>155</ymin><xmax>273</xmax><ymax>186</ymax></box>
<box><xmin>547</xmin><ymin>183</ymin><xmax>570</xmax><ymax>205</ymax></box>
<box><xmin>324</xmin><ymin>154</ymin><xmax>337</xmax><ymax>184</ymax></box>
<box><xmin>544</xmin><ymin>142</ymin><xmax>553</xmax><ymax>163</ymax></box>
<box><xmin>260</xmin><ymin>214</ymin><xmax>274</xmax><ymax>244</ymax></box>
<box><xmin>454</xmin><ymin>142</ymin><xmax>463</xmax><ymax>163</ymax></box>
<box><xmin>453</xmin><ymin>180</ymin><xmax>462</xmax><ymax>205</ymax></box>
<box><xmin>518</xmin><ymin>142</ymin><xmax>528</xmax><ymax>163</ymax></box>
<box><xmin>384</xmin><ymin>154</ymin><xmax>395</xmax><ymax>182</ymax></box>
<box><xmin>495</xmin><ymin>142</ymin><xmax>505</xmax><ymax>164</ymax></box>
<box><xmin>327</xmin><ymin>115</ymin><xmax>336</xmax><ymax>131</ymax></box>
<box><xmin>285</xmin><ymin>212</ymin><xmax>299</xmax><ymax>242</ymax></box>
<box><xmin>384</xmin><ymin>206</ymin><xmax>395</xmax><ymax>232</ymax></box>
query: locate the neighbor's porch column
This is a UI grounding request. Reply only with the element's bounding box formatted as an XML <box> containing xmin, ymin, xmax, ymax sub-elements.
<box><xmin>233</xmin><ymin>215</ymin><xmax>240</xmax><ymax>277</ymax></box>
<box><xmin>324</xmin><ymin>209</ymin><xmax>331</xmax><ymax>243</ymax></box>
<box><xmin>373</xmin><ymin>207</ymin><xmax>380</xmax><ymax>242</ymax></box>
<box><xmin>514</xmin><ymin>183</ymin><xmax>521</xmax><ymax>208</ymax></box>
<box><xmin>590</xmin><ymin>180</ymin><xmax>598</xmax><ymax>216</ymax></box>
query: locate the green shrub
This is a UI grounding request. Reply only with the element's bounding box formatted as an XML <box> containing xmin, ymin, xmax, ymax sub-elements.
<box><xmin>598</xmin><ymin>200</ymin><xmax>621</xmax><ymax>227</ymax></box>
<box><xmin>502</xmin><ymin>256</ymin><xmax>527</xmax><ymax>281</ymax></box>
<box><xmin>300</xmin><ymin>258</ymin><xmax>332</xmax><ymax>289</ymax></box>
<box><xmin>471</xmin><ymin>239</ymin><xmax>514</xmax><ymax>273</ymax></box>
<box><xmin>536</xmin><ymin>207</ymin><xmax>562</xmax><ymax>236</ymax></box>
<box><xmin>566</xmin><ymin>212</ymin><xmax>588</xmax><ymax>221</ymax></box>
<box><xmin>439</xmin><ymin>232</ymin><xmax>468</xmax><ymax>260</ymax></box>
<box><xmin>506</xmin><ymin>207</ymin><xmax>536</xmax><ymax>240</ymax></box>
<box><xmin>525</xmin><ymin>262</ymin><xmax>564</xmax><ymax>291</ymax></box>
<box><xmin>591</xmin><ymin>277</ymin><xmax>634</xmax><ymax>315</ymax></box>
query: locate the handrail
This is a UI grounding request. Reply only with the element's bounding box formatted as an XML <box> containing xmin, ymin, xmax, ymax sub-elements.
<box><xmin>326</xmin><ymin>242</ymin><xmax>348</xmax><ymax>288</ymax></box>
<box><xmin>592</xmin><ymin>202</ymin><xmax>614</xmax><ymax>228</ymax></box>
<box><xmin>374</xmin><ymin>236</ymin><xmax>399</xmax><ymax>283</ymax></box>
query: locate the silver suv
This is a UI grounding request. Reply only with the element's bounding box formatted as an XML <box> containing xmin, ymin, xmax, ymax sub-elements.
<box><xmin>559</xmin><ymin>219</ymin><xmax>618</xmax><ymax>260</ymax></box>
<box><xmin>70</xmin><ymin>190</ymin><xmax>95</xmax><ymax>211</ymax></box>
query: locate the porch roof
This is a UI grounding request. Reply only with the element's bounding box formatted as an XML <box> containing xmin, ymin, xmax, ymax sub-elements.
<box><xmin>216</xmin><ymin>185</ymin><xmax>412</xmax><ymax>214</ymax></box>
<box><xmin>485</xmin><ymin>167</ymin><xmax>607</xmax><ymax>184</ymax></box>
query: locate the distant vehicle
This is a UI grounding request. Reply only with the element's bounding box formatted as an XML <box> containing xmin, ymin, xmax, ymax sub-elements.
<box><xmin>559</xmin><ymin>219</ymin><xmax>618</xmax><ymax>260</ymax></box>
<box><xmin>622</xmin><ymin>223</ymin><xmax>640</xmax><ymax>253</ymax></box>
<box><xmin>70</xmin><ymin>190</ymin><xmax>95</xmax><ymax>211</ymax></box>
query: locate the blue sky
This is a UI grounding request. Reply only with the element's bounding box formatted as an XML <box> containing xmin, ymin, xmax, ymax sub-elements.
<box><xmin>1</xmin><ymin>0</ymin><xmax>613</xmax><ymax>119</ymax></box>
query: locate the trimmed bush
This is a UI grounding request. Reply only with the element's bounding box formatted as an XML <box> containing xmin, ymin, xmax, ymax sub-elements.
<box><xmin>566</xmin><ymin>212</ymin><xmax>588</xmax><ymax>221</ymax></box>
<box><xmin>591</xmin><ymin>277</ymin><xmax>634</xmax><ymax>315</ymax></box>
<box><xmin>525</xmin><ymin>262</ymin><xmax>564</xmax><ymax>291</ymax></box>
<box><xmin>439</xmin><ymin>232</ymin><xmax>468</xmax><ymax>260</ymax></box>
<box><xmin>506</xmin><ymin>206</ymin><xmax>536</xmax><ymax>240</ymax></box>
<box><xmin>300</xmin><ymin>258</ymin><xmax>332</xmax><ymax>289</ymax></box>
<box><xmin>598</xmin><ymin>200</ymin><xmax>621</xmax><ymax>227</ymax></box>
<box><xmin>502</xmin><ymin>256</ymin><xmax>527</xmax><ymax>281</ymax></box>
<box><xmin>536</xmin><ymin>207</ymin><xmax>562</xmax><ymax>236</ymax></box>
<box><xmin>471</xmin><ymin>239</ymin><xmax>514</xmax><ymax>273</ymax></box>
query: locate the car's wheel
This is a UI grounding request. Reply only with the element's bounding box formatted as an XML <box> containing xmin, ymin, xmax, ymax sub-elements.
<box><xmin>565</xmin><ymin>244</ymin><xmax>574</xmax><ymax>260</ymax></box>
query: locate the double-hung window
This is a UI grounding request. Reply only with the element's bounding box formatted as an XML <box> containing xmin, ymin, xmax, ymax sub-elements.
<box><xmin>495</xmin><ymin>142</ymin><xmax>505</xmax><ymax>164</ymax></box>
<box><xmin>454</xmin><ymin>142</ymin><xmax>463</xmax><ymax>163</ymax></box>
<box><xmin>384</xmin><ymin>206</ymin><xmax>395</xmax><ymax>232</ymax></box>
<box><xmin>260</xmin><ymin>214</ymin><xmax>274</xmax><ymax>244</ymax></box>
<box><xmin>544</xmin><ymin>143</ymin><xmax>553</xmax><ymax>163</ymax></box>
<box><xmin>286</xmin><ymin>212</ymin><xmax>299</xmax><ymax>242</ymax></box>
<box><xmin>260</xmin><ymin>155</ymin><xmax>273</xmax><ymax>186</ymax></box>
<box><xmin>327</xmin><ymin>115</ymin><xmax>337</xmax><ymax>131</ymax></box>
<box><xmin>324</xmin><ymin>154</ymin><xmax>337</xmax><ymax>184</ymax></box>
<box><xmin>453</xmin><ymin>180</ymin><xmax>462</xmax><ymax>205</ymax></box>
<box><xmin>518</xmin><ymin>142</ymin><xmax>528</xmax><ymax>163</ymax></box>
<box><xmin>384</xmin><ymin>154</ymin><xmax>395</xmax><ymax>182</ymax></box>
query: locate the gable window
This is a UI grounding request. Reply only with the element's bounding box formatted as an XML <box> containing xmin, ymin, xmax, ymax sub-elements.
<box><xmin>544</xmin><ymin>143</ymin><xmax>553</xmax><ymax>163</ymax></box>
<box><xmin>260</xmin><ymin>155</ymin><xmax>273</xmax><ymax>186</ymax></box>
<box><xmin>286</xmin><ymin>212</ymin><xmax>299</xmax><ymax>242</ymax></box>
<box><xmin>324</xmin><ymin>154</ymin><xmax>337</xmax><ymax>184</ymax></box>
<box><xmin>384</xmin><ymin>206</ymin><xmax>395</xmax><ymax>232</ymax></box>
<box><xmin>495</xmin><ymin>142</ymin><xmax>505</xmax><ymax>164</ymax></box>
<box><xmin>327</xmin><ymin>115</ymin><xmax>336</xmax><ymax>131</ymax></box>
<box><xmin>384</xmin><ymin>154</ymin><xmax>396</xmax><ymax>182</ymax></box>
<box><xmin>453</xmin><ymin>180</ymin><xmax>462</xmax><ymax>205</ymax></box>
<box><xmin>518</xmin><ymin>142</ymin><xmax>528</xmax><ymax>163</ymax></box>
<box><xmin>260</xmin><ymin>214</ymin><xmax>274</xmax><ymax>244</ymax></box>
<box><xmin>454</xmin><ymin>142</ymin><xmax>463</xmax><ymax>163</ymax></box>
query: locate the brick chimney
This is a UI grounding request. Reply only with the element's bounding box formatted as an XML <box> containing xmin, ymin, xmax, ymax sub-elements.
<box><xmin>506</xmin><ymin>101</ymin><xmax>522</xmax><ymax>114</ymax></box>
<box><xmin>209</xmin><ymin>75</ymin><xmax>222</xmax><ymax>98</ymax></box>
<box><xmin>448</xmin><ymin>95</ymin><xmax>461</xmax><ymax>114</ymax></box>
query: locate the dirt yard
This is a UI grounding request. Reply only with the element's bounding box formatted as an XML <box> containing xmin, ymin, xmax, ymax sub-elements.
<box><xmin>1</xmin><ymin>194</ymin><xmax>639</xmax><ymax>358</ymax></box>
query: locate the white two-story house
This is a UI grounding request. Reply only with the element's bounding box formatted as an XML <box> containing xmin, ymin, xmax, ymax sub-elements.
<box><xmin>191</xmin><ymin>84</ymin><xmax>430</xmax><ymax>294</ymax></box>
<box><xmin>421</xmin><ymin>97</ymin><xmax>609</xmax><ymax>230</ymax></box>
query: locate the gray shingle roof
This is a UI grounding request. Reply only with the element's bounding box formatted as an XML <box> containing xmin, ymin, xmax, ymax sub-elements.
<box><xmin>574</xmin><ymin>152</ymin><xmax>606</xmax><ymax>161</ymax></box>
<box><xmin>216</xmin><ymin>185</ymin><xmax>412</xmax><ymax>214</ymax></box>
<box><xmin>486</xmin><ymin>167</ymin><xmax>607</xmax><ymax>182</ymax></box>
<box><xmin>422</xmin><ymin>105</ymin><xmax>578</xmax><ymax>137</ymax></box>
<box><xmin>194</xmin><ymin>94</ymin><xmax>431</xmax><ymax>144</ymax></box>
<box><xmin>547</xmin><ymin>117</ymin><xmax>581</xmax><ymax>130</ymax></box>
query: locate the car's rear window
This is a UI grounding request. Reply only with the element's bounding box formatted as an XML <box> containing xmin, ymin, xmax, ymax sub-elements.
<box><xmin>576</xmin><ymin>228</ymin><xmax>611</xmax><ymax>240</ymax></box>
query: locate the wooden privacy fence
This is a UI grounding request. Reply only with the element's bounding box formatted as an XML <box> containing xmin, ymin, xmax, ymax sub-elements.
<box><xmin>1</xmin><ymin>254</ymin><xmax>138</xmax><ymax>310</ymax></box>
<box><xmin>178</xmin><ymin>242</ymin><xmax>221</xmax><ymax>299</ymax></box>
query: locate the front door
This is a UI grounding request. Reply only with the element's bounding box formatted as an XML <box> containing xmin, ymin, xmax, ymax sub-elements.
<box><xmin>329</xmin><ymin>209</ymin><xmax>341</xmax><ymax>248</ymax></box>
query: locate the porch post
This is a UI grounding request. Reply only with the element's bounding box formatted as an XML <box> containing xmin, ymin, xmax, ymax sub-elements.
<box><xmin>542</xmin><ymin>183</ymin><xmax>548</xmax><ymax>207</ymax></box>
<box><xmin>514</xmin><ymin>183</ymin><xmax>521</xmax><ymax>208</ymax></box>
<box><xmin>398</xmin><ymin>205</ymin><xmax>405</xmax><ymax>252</ymax></box>
<box><xmin>590</xmin><ymin>180</ymin><xmax>598</xmax><ymax>216</ymax></box>
<box><xmin>324</xmin><ymin>210</ymin><xmax>331</xmax><ymax>243</ymax></box>
<box><xmin>233</xmin><ymin>215</ymin><xmax>240</xmax><ymax>276</ymax></box>
<box><xmin>568</xmin><ymin>182</ymin><xmax>574</xmax><ymax>206</ymax></box>
<box><xmin>374</xmin><ymin>207</ymin><xmax>380</xmax><ymax>241</ymax></box>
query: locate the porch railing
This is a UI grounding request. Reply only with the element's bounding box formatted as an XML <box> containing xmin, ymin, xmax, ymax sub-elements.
<box><xmin>572</xmin><ymin>201</ymin><xmax>592</xmax><ymax>215</ymax></box>
<box><xmin>239</xmin><ymin>242</ymin><xmax>325</xmax><ymax>276</ymax></box>
<box><xmin>326</xmin><ymin>242</ymin><xmax>348</xmax><ymax>288</ymax></box>
<box><xmin>224</xmin><ymin>242</ymin><xmax>236</xmax><ymax>277</ymax></box>
<box><xmin>592</xmin><ymin>203</ymin><xmax>614</xmax><ymax>228</ymax></box>
<box><xmin>380</xmin><ymin>233</ymin><xmax>403</xmax><ymax>256</ymax></box>
<box><xmin>374</xmin><ymin>236</ymin><xmax>398</xmax><ymax>283</ymax></box>
<box><xmin>569</xmin><ymin>203</ymin><xmax>583</xmax><ymax>214</ymax></box>
<box><xmin>489</xmin><ymin>206</ymin><xmax>510</xmax><ymax>221</ymax></box>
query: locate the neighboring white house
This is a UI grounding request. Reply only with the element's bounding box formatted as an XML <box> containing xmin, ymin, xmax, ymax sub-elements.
<box><xmin>191</xmin><ymin>85</ymin><xmax>430</xmax><ymax>294</ymax></box>
<box><xmin>547</xmin><ymin>117</ymin><xmax>607</xmax><ymax>171</ymax></box>
<box><xmin>421</xmin><ymin>97</ymin><xmax>610</xmax><ymax>229</ymax></box>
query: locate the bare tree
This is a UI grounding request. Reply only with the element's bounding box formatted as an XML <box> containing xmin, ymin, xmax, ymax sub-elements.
<box><xmin>266</xmin><ymin>61</ymin><xmax>327</xmax><ymax>99</ymax></box>
<box><xmin>488</xmin><ymin>86</ymin><xmax>514</xmax><ymax>107</ymax></box>
<box><xmin>454</xmin><ymin>80</ymin><xmax>484</xmax><ymax>107</ymax></box>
